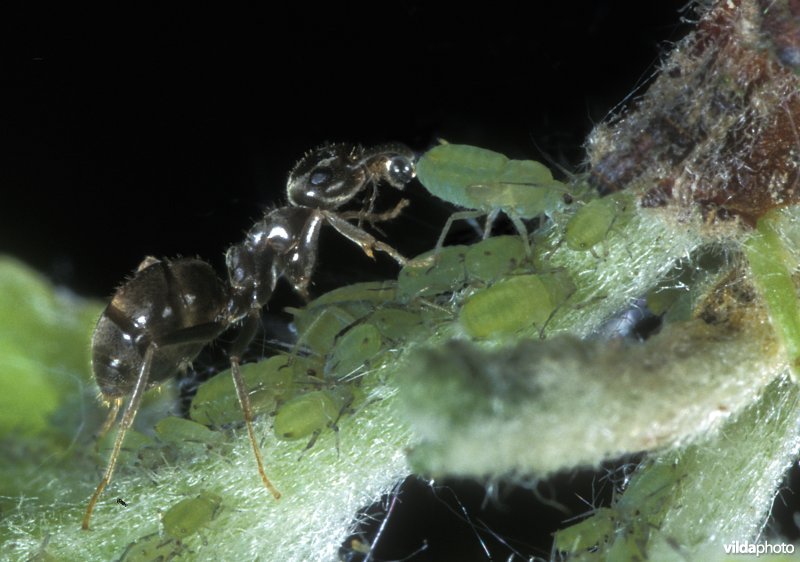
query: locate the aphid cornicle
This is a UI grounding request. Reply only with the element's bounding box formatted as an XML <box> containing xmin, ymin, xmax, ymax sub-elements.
<box><xmin>82</xmin><ymin>142</ymin><xmax>416</xmax><ymax>530</ymax></box>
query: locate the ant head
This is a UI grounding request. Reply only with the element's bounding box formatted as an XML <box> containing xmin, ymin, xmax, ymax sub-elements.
<box><xmin>286</xmin><ymin>143</ymin><xmax>416</xmax><ymax>210</ymax></box>
<box><xmin>363</xmin><ymin>143</ymin><xmax>417</xmax><ymax>189</ymax></box>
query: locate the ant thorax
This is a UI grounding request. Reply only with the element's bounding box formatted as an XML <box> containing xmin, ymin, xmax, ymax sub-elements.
<box><xmin>82</xmin><ymin>141</ymin><xmax>416</xmax><ymax>530</ymax></box>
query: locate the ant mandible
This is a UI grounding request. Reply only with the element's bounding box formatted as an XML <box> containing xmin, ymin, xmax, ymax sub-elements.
<box><xmin>82</xmin><ymin>142</ymin><xmax>416</xmax><ymax>530</ymax></box>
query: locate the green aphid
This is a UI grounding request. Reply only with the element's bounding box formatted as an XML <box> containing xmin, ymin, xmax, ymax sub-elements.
<box><xmin>154</xmin><ymin>416</ymin><xmax>222</xmax><ymax>447</ymax></box>
<box><xmin>367</xmin><ymin>307</ymin><xmax>425</xmax><ymax>342</ymax></box>
<box><xmin>565</xmin><ymin>193</ymin><xmax>633</xmax><ymax>254</ymax></box>
<box><xmin>304</xmin><ymin>280</ymin><xmax>397</xmax><ymax>309</ymax></box>
<box><xmin>288</xmin><ymin>281</ymin><xmax>401</xmax><ymax>358</ymax></box>
<box><xmin>603</xmin><ymin>531</ymin><xmax>648</xmax><ymax>562</ymax></box>
<box><xmin>96</xmin><ymin>427</ymin><xmax>154</xmax><ymax>467</ymax></box>
<box><xmin>162</xmin><ymin>492</ymin><xmax>223</xmax><ymax>540</ymax></box>
<box><xmin>190</xmin><ymin>355</ymin><xmax>306</xmax><ymax>426</ymax></box>
<box><xmin>553</xmin><ymin>507</ymin><xmax>617</xmax><ymax>555</ymax></box>
<box><xmin>290</xmin><ymin>305</ymin><xmax>359</xmax><ymax>356</ymax></box>
<box><xmin>416</xmin><ymin>143</ymin><xmax>572</xmax><ymax>250</ymax></box>
<box><xmin>598</xmin><ymin>459</ymin><xmax>684</xmax><ymax>558</ymax></box>
<box><xmin>464</xmin><ymin>235</ymin><xmax>528</xmax><ymax>283</ymax></box>
<box><xmin>397</xmin><ymin>244</ymin><xmax>469</xmax><ymax>301</ymax></box>
<box><xmin>273</xmin><ymin>386</ymin><xmax>357</xmax><ymax>441</ymax></box>
<box><xmin>117</xmin><ymin>532</ymin><xmax>184</xmax><ymax>561</ymax></box>
<box><xmin>459</xmin><ymin>272</ymin><xmax>575</xmax><ymax>339</ymax></box>
<box><xmin>325</xmin><ymin>323</ymin><xmax>383</xmax><ymax>382</ymax></box>
<box><xmin>615</xmin><ymin>461</ymin><xmax>680</xmax><ymax>524</ymax></box>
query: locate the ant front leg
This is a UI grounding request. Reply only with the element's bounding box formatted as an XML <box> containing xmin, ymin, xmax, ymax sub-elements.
<box><xmin>323</xmin><ymin>210</ymin><xmax>407</xmax><ymax>266</ymax></box>
<box><xmin>357</xmin><ymin>183</ymin><xmax>379</xmax><ymax>229</ymax></box>
<box><xmin>339</xmin><ymin>198</ymin><xmax>410</xmax><ymax>225</ymax></box>
<box><xmin>340</xmin><ymin>198</ymin><xmax>410</xmax><ymax>238</ymax></box>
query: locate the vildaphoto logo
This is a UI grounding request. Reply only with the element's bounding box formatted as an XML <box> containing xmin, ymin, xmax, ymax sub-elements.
<box><xmin>723</xmin><ymin>541</ymin><xmax>795</xmax><ymax>556</ymax></box>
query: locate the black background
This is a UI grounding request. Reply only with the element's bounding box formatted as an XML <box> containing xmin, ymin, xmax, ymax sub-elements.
<box><xmin>10</xmin><ymin>2</ymin><xmax>779</xmax><ymax>561</ymax></box>
<box><xmin>2</xmin><ymin>1</ymin><xmax>690</xmax><ymax>299</ymax></box>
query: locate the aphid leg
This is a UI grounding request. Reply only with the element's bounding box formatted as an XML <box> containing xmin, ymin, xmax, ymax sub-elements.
<box><xmin>433</xmin><ymin>210</ymin><xmax>486</xmax><ymax>257</ymax></box>
<box><xmin>505</xmin><ymin>212</ymin><xmax>532</xmax><ymax>256</ymax></box>
<box><xmin>82</xmin><ymin>345</ymin><xmax>155</xmax><ymax>530</ymax></box>
<box><xmin>230</xmin><ymin>314</ymin><xmax>281</xmax><ymax>499</ymax></box>
<box><xmin>297</xmin><ymin>429</ymin><xmax>323</xmax><ymax>462</ymax></box>
<box><xmin>328</xmin><ymin>400</ymin><xmax>351</xmax><ymax>459</ymax></box>
<box><xmin>323</xmin><ymin>212</ymin><xmax>407</xmax><ymax>266</ymax></box>
<box><xmin>94</xmin><ymin>397</ymin><xmax>122</xmax><ymax>451</ymax></box>
<box><xmin>538</xmin><ymin>283</ymin><xmax>576</xmax><ymax>339</ymax></box>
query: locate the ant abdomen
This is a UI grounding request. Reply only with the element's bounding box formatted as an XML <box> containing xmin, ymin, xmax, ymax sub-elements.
<box><xmin>91</xmin><ymin>258</ymin><xmax>227</xmax><ymax>399</ymax></box>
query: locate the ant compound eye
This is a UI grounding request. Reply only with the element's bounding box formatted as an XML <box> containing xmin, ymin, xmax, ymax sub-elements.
<box><xmin>386</xmin><ymin>156</ymin><xmax>415</xmax><ymax>187</ymax></box>
<box><xmin>309</xmin><ymin>168</ymin><xmax>332</xmax><ymax>187</ymax></box>
<box><xmin>225</xmin><ymin>246</ymin><xmax>249</xmax><ymax>288</ymax></box>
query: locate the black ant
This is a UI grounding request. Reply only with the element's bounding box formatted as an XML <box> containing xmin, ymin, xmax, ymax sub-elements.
<box><xmin>82</xmin><ymin>142</ymin><xmax>416</xmax><ymax>530</ymax></box>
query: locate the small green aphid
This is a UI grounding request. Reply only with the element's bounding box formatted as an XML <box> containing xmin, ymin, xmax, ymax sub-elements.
<box><xmin>416</xmin><ymin>143</ymin><xmax>572</xmax><ymax>251</ymax></box>
<box><xmin>162</xmin><ymin>491</ymin><xmax>223</xmax><ymax>540</ymax></box>
<box><xmin>553</xmin><ymin>507</ymin><xmax>617</xmax><ymax>555</ymax></box>
<box><xmin>154</xmin><ymin>416</ymin><xmax>222</xmax><ymax>447</ymax></box>
<box><xmin>190</xmin><ymin>355</ymin><xmax>305</xmax><ymax>426</ymax></box>
<box><xmin>304</xmin><ymin>280</ymin><xmax>397</xmax><ymax>309</ymax></box>
<box><xmin>564</xmin><ymin>193</ymin><xmax>633</xmax><ymax>254</ymax></box>
<box><xmin>367</xmin><ymin>306</ymin><xmax>425</xmax><ymax>342</ymax></box>
<box><xmin>290</xmin><ymin>305</ymin><xmax>360</xmax><ymax>356</ymax></box>
<box><xmin>117</xmin><ymin>532</ymin><xmax>184</xmax><ymax>561</ymax></box>
<box><xmin>459</xmin><ymin>272</ymin><xmax>575</xmax><ymax>339</ymax></box>
<box><xmin>325</xmin><ymin>323</ymin><xmax>383</xmax><ymax>381</ymax></box>
<box><xmin>464</xmin><ymin>235</ymin><xmax>528</xmax><ymax>283</ymax></box>
<box><xmin>273</xmin><ymin>386</ymin><xmax>357</xmax><ymax>441</ymax></box>
<box><xmin>96</xmin><ymin>427</ymin><xmax>154</xmax><ymax>466</ymax></box>
<box><xmin>614</xmin><ymin>461</ymin><xmax>681</xmax><ymax>524</ymax></box>
<box><xmin>397</xmin><ymin>244</ymin><xmax>469</xmax><ymax>301</ymax></box>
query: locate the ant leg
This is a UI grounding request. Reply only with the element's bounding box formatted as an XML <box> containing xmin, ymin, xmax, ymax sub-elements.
<box><xmin>94</xmin><ymin>397</ymin><xmax>122</xmax><ymax>451</ymax></box>
<box><xmin>84</xmin><ymin>321</ymin><xmax>225</xmax><ymax>530</ymax></box>
<box><xmin>230</xmin><ymin>358</ymin><xmax>282</xmax><ymax>500</ymax></box>
<box><xmin>323</xmin><ymin>211</ymin><xmax>407</xmax><ymax>266</ymax></box>
<box><xmin>341</xmin><ymin>199</ymin><xmax>410</xmax><ymax>239</ymax></box>
<box><xmin>82</xmin><ymin>345</ymin><xmax>155</xmax><ymax>530</ymax></box>
<box><xmin>229</xmin><ymin>314</ymin><xmax>281</xmax><ymax>500</ymax></box>
<box><xmin>339</xmin><ymin>199</ymin><xmax>410</xmax><ymax>225</ymax></box>
<box><xmin>357</xmin><ymin>183</ymin><xmax>379</xmax><ymax>229</ymax></box>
